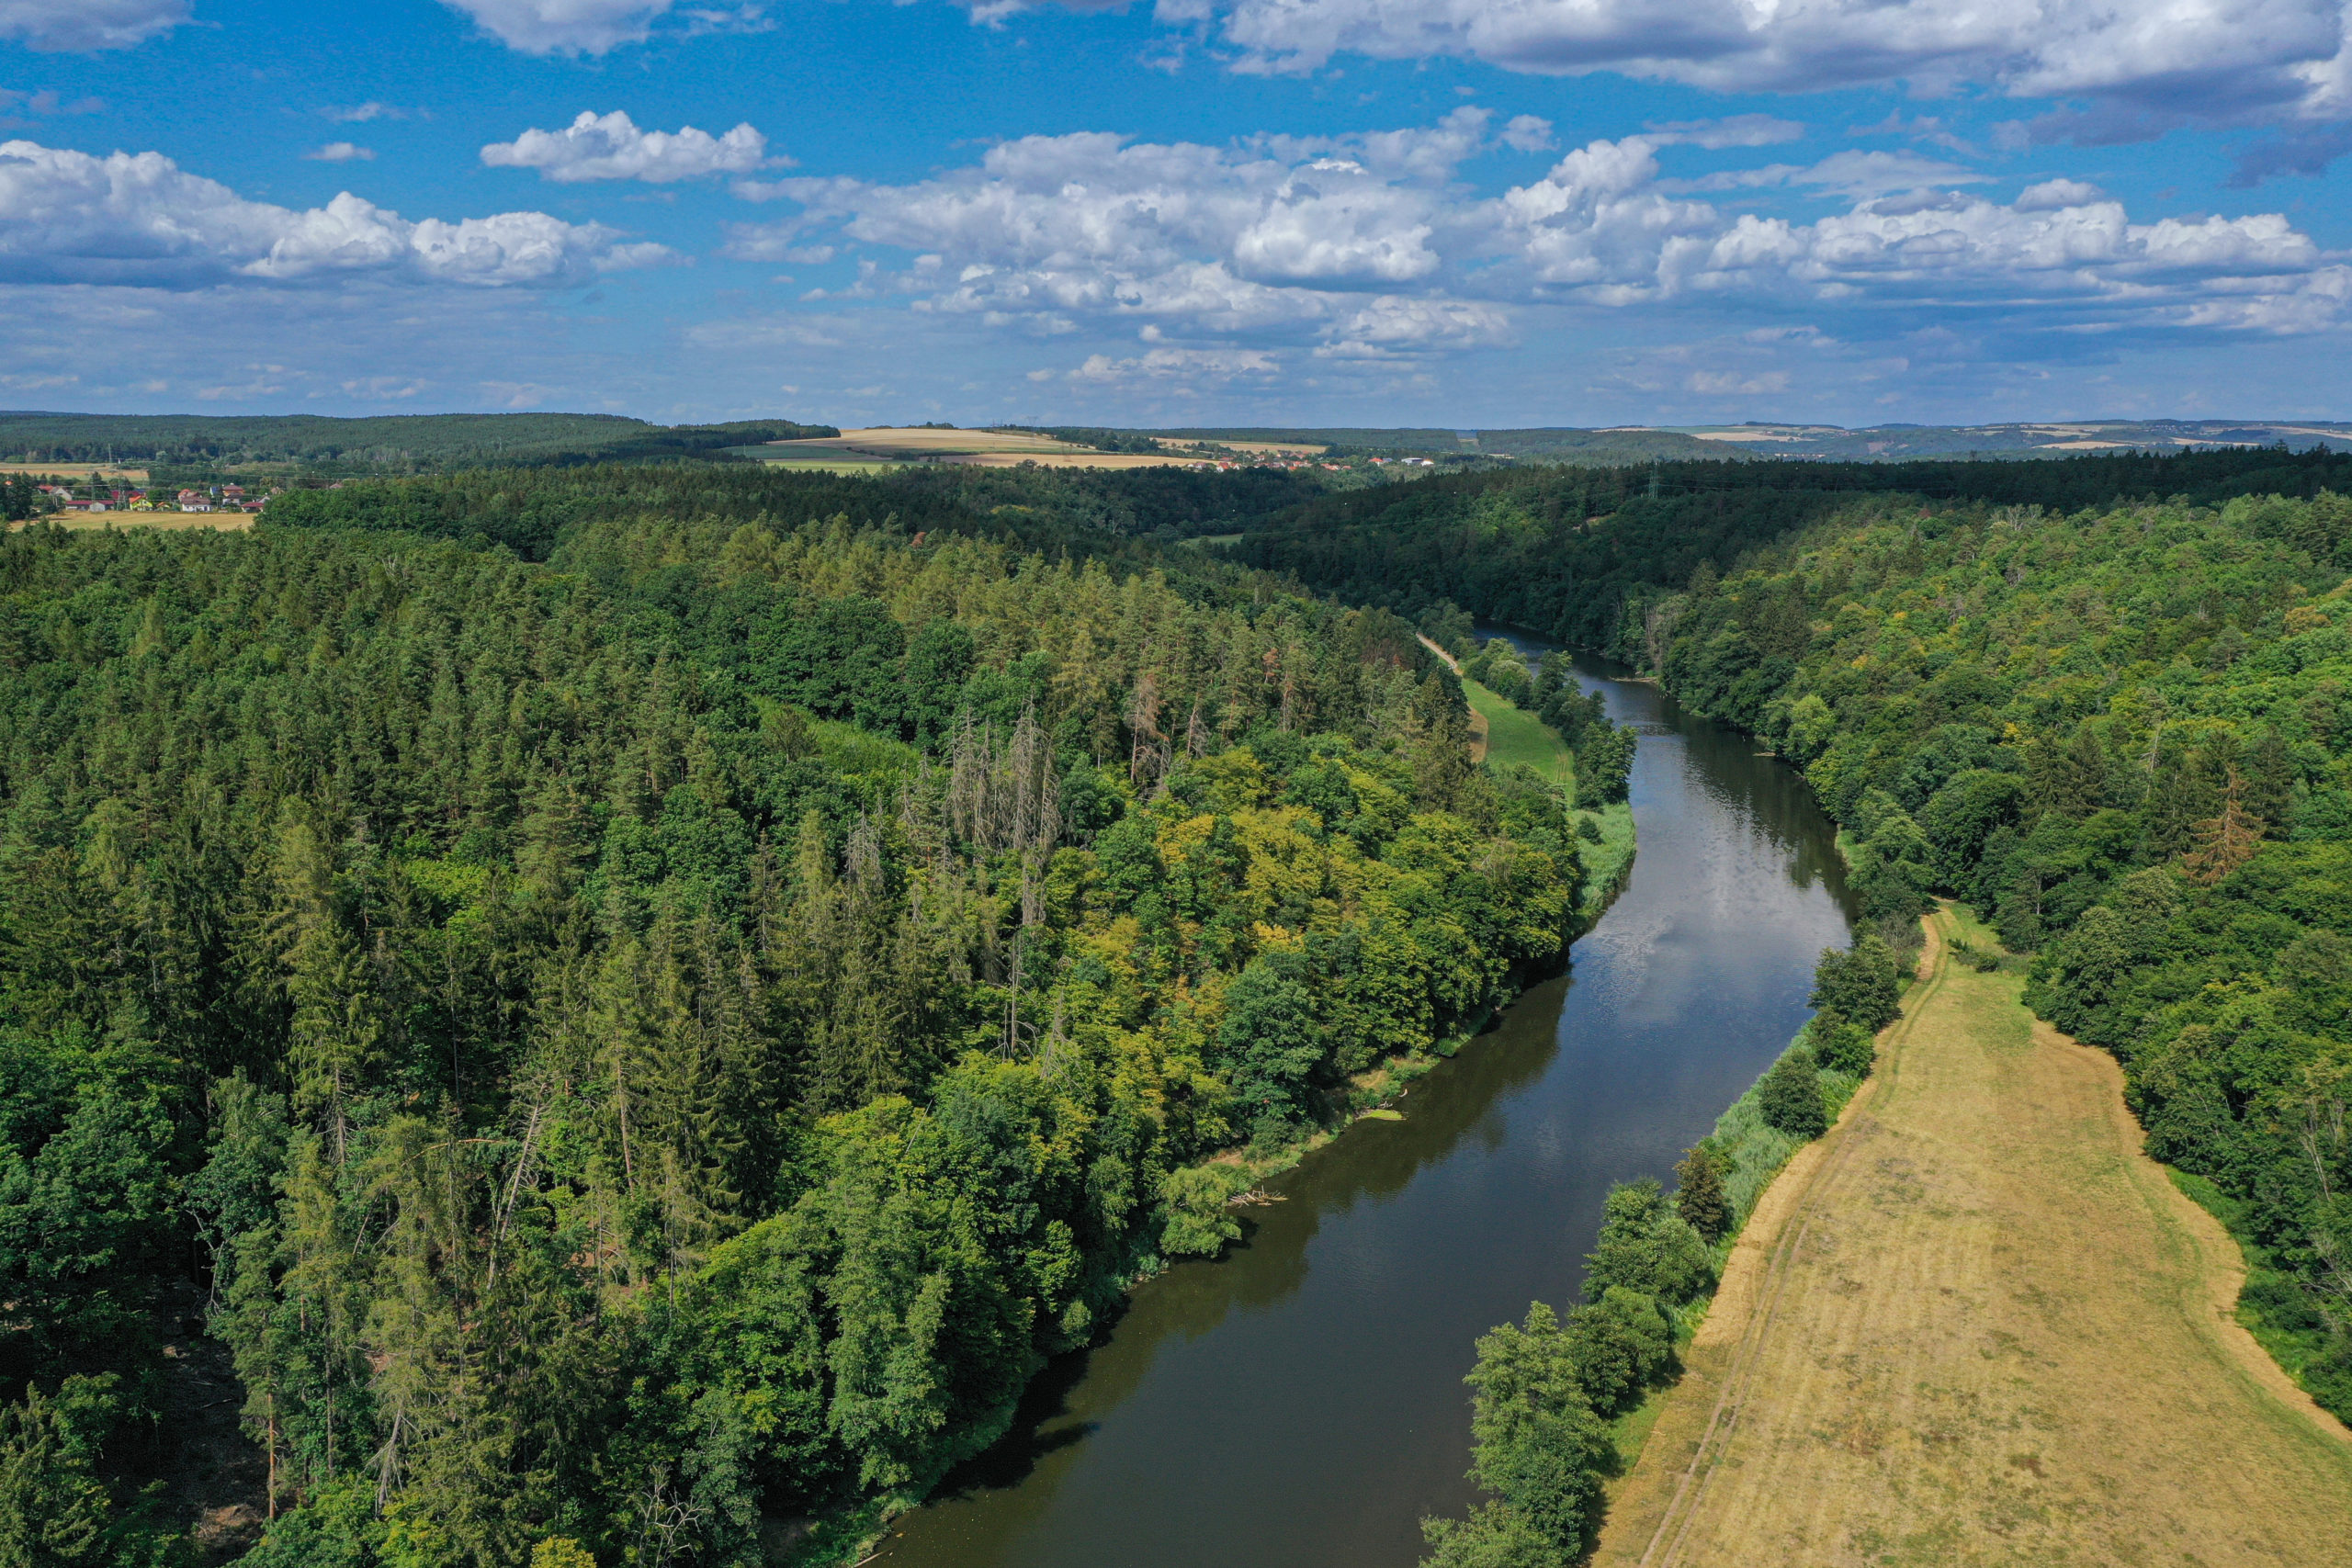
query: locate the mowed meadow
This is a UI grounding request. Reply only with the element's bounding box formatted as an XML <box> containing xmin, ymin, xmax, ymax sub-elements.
<box><xmin>1601</xmin><ymin>908</ymin><xmax>2352</xmax><ymax>1567</ymax></box>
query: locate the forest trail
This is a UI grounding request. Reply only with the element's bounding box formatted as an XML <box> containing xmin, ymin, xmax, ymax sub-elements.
<box><xmin>1416</xmin><ymin>632</ymin><xmax>1490</xmax><ymax>762</ymax></box>
<box><xmin>1596</xmin><ymin>906</ymin><xmax>2352</xmax><ymax>1568</ymax></box>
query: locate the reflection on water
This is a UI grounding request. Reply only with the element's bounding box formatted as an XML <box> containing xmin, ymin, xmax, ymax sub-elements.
<box><xmin>878</xmin><ymin>644</ymin><xmax>1855</xmax><ymax>1568</ymax></box>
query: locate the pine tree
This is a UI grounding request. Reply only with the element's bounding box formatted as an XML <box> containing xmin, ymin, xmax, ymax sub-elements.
<box><xmin>2182</xmin><ymin>768</ymin><xmax>2267</xmax><ymax>886</ymax></box>
<box><xmin>1673</xmin><ymin>1145</ymin><xmax>1731</xmax><ymax>1242</ymax></box>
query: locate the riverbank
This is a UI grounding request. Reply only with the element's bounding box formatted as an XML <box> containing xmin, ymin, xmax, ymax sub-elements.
<box><xmin>800</xmin><ymin>653</ymin><xmax>1640</xmax><ymax>1568</ymax></box>
<box><xmin>1596</xmin><ymin>905</ymin><xmax>2352</xmax><ymax>1566</ymax></box>
<box><xmin>1423</xmin><ymin>633</ymin><xmax>1636</xmax><ymax>922</ymax></box>
<box><xmin>1590</xmin><ymin>948</ymin><xmax>1876</xmax><ymax>1493</ymax></box>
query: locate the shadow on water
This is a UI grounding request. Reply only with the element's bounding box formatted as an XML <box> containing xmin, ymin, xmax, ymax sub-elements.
<box><xmin>877</xmin><ymin>641</ymin><xmax>1856</xmax><ymax>1568</ymax></box>
<box><xmin>923</xmin><ymin>1349</ymin><xmax>1102</xmax><ymax>1503</ymax></box>
<box><xmin>922</xmin><ymin>974</ymin><xmax>1577</xmax><ymax>1507</ymax></box>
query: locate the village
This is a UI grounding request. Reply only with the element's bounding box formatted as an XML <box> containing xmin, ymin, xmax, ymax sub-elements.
<box><xmin>28</xmin><ymin>479</ymin><xmax>273</xmax><ymax>514</ymax></box>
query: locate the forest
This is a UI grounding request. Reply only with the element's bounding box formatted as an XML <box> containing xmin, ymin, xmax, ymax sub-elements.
<box><xmin>14</xmin><ymin>434</ymin><xmax>2352</xmax><ymax>1567</ymax></box>
<box><xmin>1229</xmin><ymin>443</ymin><xmax>2352</xmax><ymax>650</ymax></box>
<box><xmin>1230</xmin><ymin>456</ymin><xmax>2352</xmax><ymax>1427</ymax></box>
<box><xmin>0</xmin><ymin>478</ymin><xmax>1593</xmax><ymax>1566</ymax></box>
<box><xmin>0</xmin><ymin>415</ymin><xmax>840</xmax><ymax>474</ymax></box>
<box><xmin>264</xmin><ymin>462</ymin><xmax>1332</xmax><ymax>561</ymax></box>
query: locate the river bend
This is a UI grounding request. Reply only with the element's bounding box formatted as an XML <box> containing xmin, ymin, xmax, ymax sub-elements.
<box><xmin>880</xmin><ymin>644</ymin><xmax>1856</xmax><ymax>1568</ymax></box>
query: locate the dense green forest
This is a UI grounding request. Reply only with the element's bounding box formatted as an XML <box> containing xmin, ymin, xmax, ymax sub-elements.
<box><xmin>0</xmin><ymin>486</ymin><xmax>1591</xmax><ymax>1564</ymax></box>
<box><xmin>1232</xmin><ymin>453</ymin><xmax>2352</xmax><ymax>1426</ymax></box>
<box><xmin>264</xmin><ymin>461</ymin><xmax>1333</xmax><ymax>559</ymax></box>
<box><xmin>0</xmin><ymin>414</ymin><xmax>839</xmax><ymax>473</ymax></box>
<box><xmin>18</xmin><ymin>431</ymin><xmax>2352</xmax><ymax>1568</ymax></box>
<box><xmin>1230</xmin><ymin>443</ymin><xmax>2352</xmax><ymax>649</ymax></box>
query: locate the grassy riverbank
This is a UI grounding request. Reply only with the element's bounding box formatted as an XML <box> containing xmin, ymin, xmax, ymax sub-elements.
<box><xmin>1597</xmin><ymin>908</ymin><xmax>2352</xmax><ymax>1565</ymax></box>
<box><xmin>1457</xmin><ymin>671</ymin><xmax>1635</xmax><ymax>922</ymax></box>
<box><xmin>1464</xmin><ymin>678</ymin><xmax>1570</xmax><ymax>786</ymax></box>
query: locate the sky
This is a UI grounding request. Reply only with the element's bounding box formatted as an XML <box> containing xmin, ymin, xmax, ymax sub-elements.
<box><xmin>0</xmin><ymin>0</ymin><xmax>2348</xmax><ymax>427</ymax></box>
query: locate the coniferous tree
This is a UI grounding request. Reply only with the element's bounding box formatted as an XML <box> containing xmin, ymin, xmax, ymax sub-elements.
<box><xmin>1673</xmin><ymin>1144</ymin><xmax>1732</xmax><ymax>1243</ymax></box>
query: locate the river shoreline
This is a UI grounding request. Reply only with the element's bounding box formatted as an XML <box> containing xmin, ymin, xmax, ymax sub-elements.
<box><xmin>1596</xmin><ymin>906</ymin><xmax>2352</xmax><ymax>1564</ymax></box>
<box><xmin>869</xmin><ymin>642</ymin><xmax>1853</xmax><ymax>1568</ymax></box>
<box><xmin>798</xmin><ymin>665</ymin><xmax>1637</xmax><ymax>1567</ymax></box>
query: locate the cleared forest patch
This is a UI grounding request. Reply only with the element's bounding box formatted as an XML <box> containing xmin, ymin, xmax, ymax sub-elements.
<box><xmin>1600</xmin><ymin>906</ymin><xmax>2352</xmax><ymax>1568</ymax></box>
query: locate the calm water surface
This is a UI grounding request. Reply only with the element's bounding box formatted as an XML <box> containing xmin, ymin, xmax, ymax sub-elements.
<box><xmin>878</xmin><ymin>642</ymin><xmax>1855</xmax><ymax>1568</ymax></box>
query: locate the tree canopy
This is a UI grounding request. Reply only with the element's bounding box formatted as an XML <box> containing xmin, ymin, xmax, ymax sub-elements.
<box><xmin>0</xmin><ymin>491</ymin><xmax>1582</xmax><ymax>1563</ymax></box>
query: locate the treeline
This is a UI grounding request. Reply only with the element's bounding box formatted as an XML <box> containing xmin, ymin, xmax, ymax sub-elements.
<box><xmin>0</xmin><ymin>413</ymin><xmax>839</xmax><ymax>473</ymax></box>
<box><xmin>0</xmin><ymin>502</ymin><xmax>1584</xmax><ymax>1564</ymax></box>
<box><xmin>1468</xmin><ymin>429</ymin><xmax>1735</xmax><ymax>464</ymax></box>
<box><xmin>1148</xmin><ymin>426</ymin><xmax>1465</xmax><ymax>454</ymax></box>
<box><xmin>266</xmin><ymin>461</ymin><xmax>1334</xmax><ymax>561</ymax></box>
<box><xmin>1227</xmin><ymin>443</ymin><xmax>2352</xmax><ymax>651</ymax></box>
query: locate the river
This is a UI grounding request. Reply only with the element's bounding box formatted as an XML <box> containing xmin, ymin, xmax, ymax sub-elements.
<box><xmin>876</xmin><ymin>641</ymin><xmax>1857</xmax><ymax>1568</ymax></box>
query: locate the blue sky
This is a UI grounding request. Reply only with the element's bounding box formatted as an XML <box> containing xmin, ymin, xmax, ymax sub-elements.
<box><xmin>0</xmin><ymin>0</ymin><xmax>2347</xmax><ymax>426</ymax></box>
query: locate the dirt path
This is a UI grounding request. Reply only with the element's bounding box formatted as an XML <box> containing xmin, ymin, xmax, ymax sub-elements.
<box><xmin>1417</xmin><ymin>633</ymin><xmax>1489</xmax><ymax>762</ymax></box>
<box><xmin>1598</xmin><ymin>907</ymin><xmax>2352</xmax><ymax>1568</ymax></box>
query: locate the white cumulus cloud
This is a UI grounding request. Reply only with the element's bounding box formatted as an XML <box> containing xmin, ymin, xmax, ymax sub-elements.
<box><xmin>0</xmin><ymin>139</ymin><xmax>670</xmax><ymax>288</ymax></box>
<box><xmin>440</xmin><ymin>0</ymin><xmax>669</xmax><ymax>52</ymax></box>
<box><xmin>742</xmin><ymin>114</ymin><xmax>2350</xmax><ymax>361</ymax></box>
<box><xmin>438</xmin><ymin>0</ymin><xmax>764</xmax><ymax>53</ymax></box>
<box><xmin>1069</xmin><ymin>346</ymin><xmax>1281</xmax><ymax>381</ymax></box>
<box><xmin>2014</xmin><ymin>177</ymin><xmax>2107</xmax><ymax>210</ymax></box>
<box><xmin>0</xmin><ymin>0</ymin><xmax>187</xmax><ymax>51</ymax></box>
<box><xmin>765</xmin><ymin>117</ymin><xmax>1524</xmax><ymax>357</ymax></box>
<box><xmin>481</xmin><ymin>110</ymin><xmax>775</xmax><ymax>183</ymax></box>
<box><xmin>1106</xmin><ymin>0</ymin><xmax>2352</xmax><ymax>129</ymax></box>
<box><xmin>1499</xmin><ymin>115</ymin><xmax>1557</xmax><ymax>152</ymax></box>
<box><xmin>306</xmin><ymin>142</ymin><xmax>375</xmax><ymax>163</ymax></box>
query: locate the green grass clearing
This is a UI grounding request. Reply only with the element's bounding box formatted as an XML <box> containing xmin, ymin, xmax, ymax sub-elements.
<box><xmin>1463</xmin><ymin>676</ymin><xmax>1575</xmax><ymax>791</ymax></box>
<box><xmin>1459</xmin><ymin>673</ymin><xmax>1633</xmax><ymax>917</ymax></box>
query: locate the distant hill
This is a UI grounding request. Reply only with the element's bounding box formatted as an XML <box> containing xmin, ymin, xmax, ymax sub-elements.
<box><xmin>1148</xmin><ymin>427</ymin><xmax>1473</xmax><ymax>453</ymax></box>
<box><xmin>0</xmin><ymin>412</ymin><xmax>840</xmax><ymax>470</ymax></box>
<box><xmin>1142</xmin><ymin>420</ymin><xmax>2352</xmax><ymax>466</ymax></box>
<box><xmin>1147</xmin><ymin>426</ymin><xmax>1748</xmax><ymax>464</ymax></box>
<box><xmin>1469</xmin><ymin>428</ymin><xmax>1744</xmax><ymax>462</ymax></box>
<box><xmin>1650</xmin><ymin>419</ymin><xmax>2352</xmax><ymax>460</ymax></box>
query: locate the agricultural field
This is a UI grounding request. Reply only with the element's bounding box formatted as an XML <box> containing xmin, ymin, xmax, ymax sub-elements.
<box><xmin>748</xmin><ymin>427</ymin><xmax>1212</xmax><ymax>468</ymax></box>
<box><xmin>0</xmin><ymin>461</ymin><xmax>149</xmax><ymax>480</ymax></box>
<box><xmin>1600</xmin><ymin>908</ymin><xmax>2352</xmax><ymax>1568</ymax></box>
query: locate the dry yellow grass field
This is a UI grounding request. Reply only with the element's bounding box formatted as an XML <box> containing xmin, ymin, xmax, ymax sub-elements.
<box><xmin>1600</xmin><ymin>906</ymin><xmax>2352</xmax><ymax>1568</ymax></box>
<box><xmin>0</xmin><ymin>462</ymin><xmax>149</xmax><ymax>480</ymax></box>
<box><xmin>755</xmin><ymin>428</ymin><xmax>1209</xmax><ymax>469</ymax></box>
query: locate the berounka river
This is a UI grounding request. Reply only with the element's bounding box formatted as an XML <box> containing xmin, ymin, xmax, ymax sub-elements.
<box><xmin>877</xmin><ymin>637</ymin><xmax>1858</xmax><ymax>1568</ymax></box>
